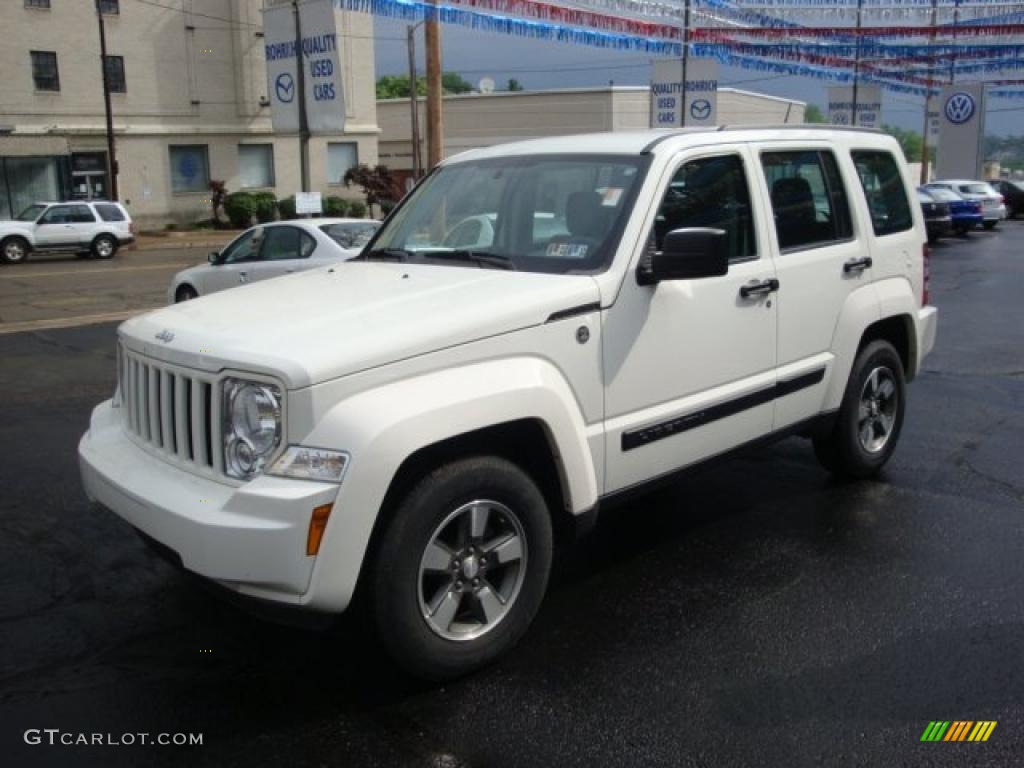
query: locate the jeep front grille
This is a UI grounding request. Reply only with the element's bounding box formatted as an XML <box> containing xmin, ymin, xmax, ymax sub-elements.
<box><xmin>121</xmin><ymin>349</ymin><xmax>222</xmax><ymax>475</ymax></box>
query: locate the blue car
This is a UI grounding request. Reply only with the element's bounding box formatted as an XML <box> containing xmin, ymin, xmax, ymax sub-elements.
<box><xmin>920</xmin><ymin>186</ymin><xmax>983</xmax><ymax>235</ymax></box>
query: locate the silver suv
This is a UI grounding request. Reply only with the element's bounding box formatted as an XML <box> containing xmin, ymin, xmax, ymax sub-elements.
<box><xmin>0</xmin><ymin>201</ymin><xmax>135</xmax><ymax>264</ymax></box>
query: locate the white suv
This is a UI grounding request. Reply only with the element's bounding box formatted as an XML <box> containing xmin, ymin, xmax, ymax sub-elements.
<box><xmin>79</xmin><ymin>127</ymin><xmax>937</xmax><ymax>679</ymax></box>
<box><xmin>0</xmin><ymin>201</ymin><xmax>134</xmax><ymax>263</ymax></box>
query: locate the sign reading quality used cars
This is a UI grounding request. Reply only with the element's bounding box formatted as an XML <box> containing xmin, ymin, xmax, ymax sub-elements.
<box><xmin>263</xmin><ymin>0</ymin><xmax>345</xmax><ymax>133</ymax></box>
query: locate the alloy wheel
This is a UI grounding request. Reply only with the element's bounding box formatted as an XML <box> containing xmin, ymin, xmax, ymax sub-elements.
<box><xmin>858</xmin><ymin>366</ymin><xmax>899</xmax><ymax>454</ymax></box>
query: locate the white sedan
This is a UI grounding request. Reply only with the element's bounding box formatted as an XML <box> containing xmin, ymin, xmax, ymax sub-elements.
<box><xmin>168</xmin><ymin>218</ymin><xmax>380</xmax><ymax>302</ymax></box>
<box><xmin>925</xmin><ymin>180</ymin><xmax>1007</xmax><ymax>229</ymax></box>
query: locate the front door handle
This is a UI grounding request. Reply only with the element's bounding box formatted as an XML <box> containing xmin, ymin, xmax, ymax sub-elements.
<box><xmin>238</xmin><ymin>271</ymin><xmax>248</xmax><ymax>283</ymax></box>
<box><xmin>739</xmin><ymin>278</ymin><xmax>780</xmax><ymax>299</ymax></box>
<box><xmin>843</xmin><ymin>256</ymin><xmax>873</xmax><ymax>274</ymax></box>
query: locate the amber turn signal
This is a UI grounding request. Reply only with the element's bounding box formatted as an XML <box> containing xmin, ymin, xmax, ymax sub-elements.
<box><xmin>306</xmin><ymin>503</ymin><xmax>333</xmax><ymax>556</ymax></box>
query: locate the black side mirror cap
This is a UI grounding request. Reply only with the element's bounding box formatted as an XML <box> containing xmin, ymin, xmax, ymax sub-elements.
<box><xmin>208</xmin><ymin>251</ymin><xmax>219</xmax><ymax>264</ymax></box>
<box><xmin>637</xmin><ymin>227</ymin><xmax>729</xmax><ymax>285</ymax></box>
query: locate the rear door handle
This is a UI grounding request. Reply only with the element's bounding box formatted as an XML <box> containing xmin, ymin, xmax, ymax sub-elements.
<box><xmin>739</xmin><ymin>278</ymin><xmax>780</xmax><ymax>299</ymax></box>
<box><xmin>843</xmin><ymin>257</ymin><xmax>873</xmax><ymax>273</ymax></box>
<box><xmin>238</xmin><ymin>271</ymin><xmax>247</xmax><ymax>283</ymax></box>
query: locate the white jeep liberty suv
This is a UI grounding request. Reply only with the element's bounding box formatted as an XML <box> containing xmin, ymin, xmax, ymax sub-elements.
<box><xmin>80</xmin><ymin>127</ymin><xmax>937</xmax><ymax>679</ymax></box>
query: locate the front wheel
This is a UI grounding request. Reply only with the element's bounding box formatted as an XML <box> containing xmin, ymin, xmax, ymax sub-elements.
<box><xmin>813</xmin><ymin>340</ymin><xmax>906</xmax><ymax>479</ymax></box>
<box><xmin>92</xmin><ymin>235</ymin><xmax>118</xmax><ymax>259</ymax></box>
<box><xmin>983</xmin><ymin>220</ymin><xmax>997</xmax><ymax>231</ymax></box>
<box><xmin>369</xmin><ymin>456</ymin><xmax>553</xmax><ymax>680</ymax></box>
<box><xmin>175</xmin><ymin>285</ymin><xmax>198</xmax><ymax>302</ymax></box>
<box><xmin>1</xmin><ymin>237</ymin><xmax>30</xmax><ymax>264</ymax></box>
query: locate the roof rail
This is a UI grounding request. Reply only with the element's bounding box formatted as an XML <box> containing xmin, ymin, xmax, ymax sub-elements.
<box><xmin>641</xmin><ymin>123</ymin><xmax>883</xmax><ymax>154</ymax></box>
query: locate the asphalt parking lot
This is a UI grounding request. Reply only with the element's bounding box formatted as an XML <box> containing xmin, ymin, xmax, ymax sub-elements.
<box><xmin>1</xmin><ymin>223</ymin><xmax>1022</xmax><ymax>767</ymax></box>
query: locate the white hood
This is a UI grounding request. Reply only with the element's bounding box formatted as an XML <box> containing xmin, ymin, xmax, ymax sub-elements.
<box><xmin>121</xmin><ymin>261</ymin><xmax>600</xmax><ymax>388</ymax></box>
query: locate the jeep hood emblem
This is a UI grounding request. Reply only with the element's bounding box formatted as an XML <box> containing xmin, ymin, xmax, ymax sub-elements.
<box><xmin>155</xmin><ymin>330</ymin><xmax>175</xmax><ymax>343</ymax></box>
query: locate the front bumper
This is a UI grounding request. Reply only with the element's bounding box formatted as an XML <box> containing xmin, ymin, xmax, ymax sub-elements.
<box><xmin>79</xmin><ymin>399</ymin><xmax>340</xmax><ymax>605</ymax></box>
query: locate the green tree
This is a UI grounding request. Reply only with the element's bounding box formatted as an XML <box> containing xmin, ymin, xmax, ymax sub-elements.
<box><xmin>507</xmin><ymin>78</ymin><xmax>524</xmax><ymax>92</ymax></box>
<box><xmin>805</xmin><ymin>104</ymin><xmax>827</xmax><ymax>124</ymax></box>
<box><xmin>441</xmin><ymin>72</ymin><xmax>473</xmax><ymax>94</ymax></box>
<box><xmin>376</xmin><ymin>72</ymin><xmax>475</xmax><ymax>99</ymax></box>
<box><xmin>882</xmin><ymin>124</ymin><xmax>923</xmax><ymax>163</ymax></box>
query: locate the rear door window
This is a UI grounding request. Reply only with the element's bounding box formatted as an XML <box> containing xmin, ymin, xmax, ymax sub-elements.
<box><xmin>852</xmin><ymin>151</ymin><xmax>914</xmax><ymax>236</ymax></box>
<box><xmin>761</xmin><ymin>150</ymin><xmax>853</xmax><ymax>251</ymax></box>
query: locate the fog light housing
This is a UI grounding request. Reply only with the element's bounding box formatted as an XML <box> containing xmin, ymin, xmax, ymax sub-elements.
<box><xmin>268</xmin><ymin>446</ymin><xmax>349</xmax><ymax>483</ymax></box>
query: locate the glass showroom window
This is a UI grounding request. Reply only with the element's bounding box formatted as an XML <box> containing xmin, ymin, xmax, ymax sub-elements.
<box><xmin>239</xmin><ymin>144</ymin><xmax>275</xmax><ymax>189</ymax></box>
<box><xmin>327</xmin><ymin>142</ymin><xmax>358</xmax><ymax>184</ymax></box>
<box><xmin>169</xmin><ymin>145</ymin><xmax>210</xmax><ymax>194</ymax></box>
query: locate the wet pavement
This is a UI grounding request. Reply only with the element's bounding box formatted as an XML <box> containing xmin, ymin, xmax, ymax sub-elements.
<box><xmin>1</xmin><ymin>223</ymin><xmax>1022</xmax><ymax>767</ymax></box>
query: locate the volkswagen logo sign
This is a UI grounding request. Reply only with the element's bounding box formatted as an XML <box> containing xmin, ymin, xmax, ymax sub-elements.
<box><xmin>944</xmin><ymin>91</ymin><xmax>976</xmax><ymax>125</ymax></box>
<box><xmin>155</xmin><ymin>330</ymin><xmax>175</xmax><ymax>343</ymax></box>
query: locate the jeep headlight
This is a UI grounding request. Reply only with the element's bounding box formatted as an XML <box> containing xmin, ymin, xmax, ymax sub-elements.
<box><xmin>222</xmin><ymin>377</ymin><xmax>282</xmax><ymax>480</ymax></box>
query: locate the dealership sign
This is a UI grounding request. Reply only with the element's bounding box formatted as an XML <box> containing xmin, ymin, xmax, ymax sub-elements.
<box><xmin>827</xmin><ymin>85</ymin><xmax>881</xmax><ymax>128</ymax></box>
<box><xmin>263</xmin><ymin>0</ymin><xmax>345</xmax><ymax>133</ymax></box>
<box><xmin>936</xmin><ymin>83</ymin><xmax>987</xmax><ymax>180</ymax></box>
<box><xmin>650</xmin><ymin>58</ymin><xmax>718</xmax><ymax>128</ymax></box>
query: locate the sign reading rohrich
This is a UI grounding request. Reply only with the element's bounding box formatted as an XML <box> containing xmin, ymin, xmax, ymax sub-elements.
<box><xmin>827</xmin><ymin>85</ymin><xmax>881</xmax><ymax>128</ymax></box>
<box><xmin>936</xmin><ymin>84</ymin><xmax>987</xmax><ymax>180</ymax></box>
<box><xmin>263</xmin><ymin>0</ymin><xmax>345</xmax><ymax>134</ymax></box>
<box><xmin>650</xmin><ymin>58</ymin><xmax>718</xmax><ymax>128</ymax></box>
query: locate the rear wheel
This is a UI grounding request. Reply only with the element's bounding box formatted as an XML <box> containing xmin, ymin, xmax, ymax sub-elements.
<box><xmin>369</xmin><ymin>456</ymin><xmax>553</xmax><ymax>680</ymax></box>
<box><xmin>983</xmin><ymin>220</ymin><xmax>997</xmax><ymax>231</ymax></box>
<box><xmin>813</xmin><ymin>340</ymin><xmax>906</xmax><ymax>479</ymax></box>
<box><xmin>92</xmin><ymin>235</ymin><xmax>118</xmax><ymax>259</ymax></box>
<box><xmin>1</xmin><ymin>237</ymin><xmax>30</xmax><ymax>264</ymax></box>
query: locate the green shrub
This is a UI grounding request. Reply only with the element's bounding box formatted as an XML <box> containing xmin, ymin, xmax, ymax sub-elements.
<box><xmin>224</xmin><ymin>192</ymin><xmax>258</xmax><ymax>228</ymax></box>
<box><xmin>278</xmin><ymin>196</ymin><xmax>297</xmax><ymax>220</ymax></box>
<box><xmin>347</xmin><ymin>200</ymin><xmax>367</xmax><ymax>219</ymax></box>
<box><xmin>323</xmin><ymin>195</ymin><xmax>349</xmax><ymax>217</ymax></box>
<box><xmin>164</xmin><ymin>222</ymin><xmax>177</xmax><ymax>231</ymax></box>
<box><xmin>252</xmin><ymin>191</ymin><xmax>278</xmax><ymax>223</ymax></box>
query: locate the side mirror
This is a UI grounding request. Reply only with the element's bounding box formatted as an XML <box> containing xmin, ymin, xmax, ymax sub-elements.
<box><xmin>208</xmin><ymin>251</ymin><xmax>219</xmax><ymax>264</ymax></box>
<box><xmin>637</xmin><ymin>228</ymin><xmax>729</xmax><ymax>286</ymax></box>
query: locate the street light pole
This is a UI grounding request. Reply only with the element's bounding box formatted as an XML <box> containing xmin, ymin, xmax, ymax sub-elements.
<box><xmin>293</xmin><ymin>0</ymin><xmax>311</xmax><ymax>195</ymax></box>
<box><xmin>95</xmin><ymin>0</ymin><xmax>118</xmax><ymax>200</ymax></box>
<box><xmin>407</xmin><ymin>22</ymin><xmax>424</xmax><ymax>180</ymax></box>
<box><xmin>425</xmin><ymin>1</ymin><xmax>443</xmax><ymax>168</ymax></box>
<box><xmin>920</xmin><ymin>0</ymin><xmax>938</xmax><ymax>184</ymax></box>
<box><xmin>851</xmin><ymin>0</ymin><xmax>863</xmax><ymax>126</ymax></box>
<box><xmin>680</xmin><ymin>0</ymin><xmax>691</xmax><ymax>127</ymax></box>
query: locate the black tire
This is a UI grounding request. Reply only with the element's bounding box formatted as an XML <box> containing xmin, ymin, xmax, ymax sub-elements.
<box><xmin>955</xmin><ymin>226</ymin><xmax>970</xmax><ymax>237</ymax></box>
<box><xmin>368</xmin><ymin>455</ymin><xmax>553</xmax><ymax>681</ymax></box>
<box><xmin>175</xmin><ymin>284</ymin><xmax>199</xmax><ymax>302</ymax></box>
<box><xmin>812</xmin><ymin>340</ymin><xmax>906</xmax><ymax>479</ymax></box>
<box><xmin>983</xmin><ymin>220</ymin><xmax>997</xmax><ymax>231</ymax></box>
<box><xmin>91</xmin><ymin>234</ymin><xmax>118</xmax><ymax>259</ymax></box>
<box><xmin>1</xmin><ymin>236</ymin><xmax>30</xmax><ymax>264</ymax></box>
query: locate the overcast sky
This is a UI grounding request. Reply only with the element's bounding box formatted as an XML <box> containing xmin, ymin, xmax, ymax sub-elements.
<box><xmin>373</xmin><ymin>18</ymin><xmax>1020</xmax><ymax>136</ymax></box>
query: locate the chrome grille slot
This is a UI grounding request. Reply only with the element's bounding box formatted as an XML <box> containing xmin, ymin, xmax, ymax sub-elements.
<box><xmin>121</xmin><ymin>348</ymin><xmax>220</xmax><ymax>477</ymax></box>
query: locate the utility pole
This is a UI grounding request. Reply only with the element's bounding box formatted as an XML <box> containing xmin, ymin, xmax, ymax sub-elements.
<box><xmin>407</xmin><ymin>22</ymin><xmax>424</xmax><ymax>180</ymax></box>
<box><xmin>920</xmin><ymin>0</ymin><xmax>938</xmax><ymax>184</ymax></box>
<box><xmin>425</xmin><ymin>1</ymin><xmax>443</xmax><ymax>168</ymax></box>
<box><xmin>293</xmin><ymin>0</ymin><xmax>311</xmax><ymax>195</ymax></box>
<box><xmin>679</xmin><ymin>0</ymin><xmax>691</xmax><ymax>127</ymax></box>
<box><xmin>95</xmin><ymin>0</ymin><xmax>118</xmax><ymax>200</ymax></box>
<box><xmin>851</xmin><ymin>0</ymin><xmax>863</xmax><ymax>126</ymax></box>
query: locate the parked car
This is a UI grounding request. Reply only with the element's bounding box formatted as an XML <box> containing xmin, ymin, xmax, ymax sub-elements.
<box><xmin>81</xmin><ymin>127</ymin><xmax>936</xmax><ymax>679</ymax></box>
<box><xmin>992</xmin><ymin>179</ymin><xmax>1024</xmax><ymax>219</ymax></box>
<box><xmin>917</xmin><ymin>188</ymin><xmax>952</xmax><ymax>242</ymax></box>
<box><xmin>0</xmin><ymin>200</ymin><xmax>134</xmax><ymax>264</ymax></box>
<box><xmin>168</xmin><ymin>218</ymin><xmax>380</xmax><ymax>302</ymax></box>
<box><xmin>919</xmin><ymin>186</ymin><xmax>983</xmax><ymax>235</ymax></box>
<box><xmin>925</xmin><ymin>180</ymin><xmax>1006</xmax><ymax>229</ymax></box>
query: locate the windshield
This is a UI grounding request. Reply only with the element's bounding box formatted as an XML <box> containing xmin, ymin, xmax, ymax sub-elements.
<box><xmin>16</xmin><ymin>204</ymin><xmax>47</xmax><ymax>222</ymax></box>
<box><xmin>368</xmin><ymin>154</ymin><xmax>648</xmax><ymax>274</ymax></box>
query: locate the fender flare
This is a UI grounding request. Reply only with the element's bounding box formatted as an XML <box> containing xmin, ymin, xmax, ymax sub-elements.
<box><xmin>300</xmin><ymin>356</ymin><xmax>597</xmax><ymax>610</ymax></box>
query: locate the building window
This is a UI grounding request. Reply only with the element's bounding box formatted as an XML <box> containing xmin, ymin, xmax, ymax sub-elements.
<box><xmin>327</xmin><ymin>142</ymin><xmax>358</xmax><ymax>184</ymax></box>
<box><xmin>98</xmin><ymin>0</ymin><xmax>119</xmax><ymax>14</ymax></box>
<box><xmin>30</xmin><ymin>51</ymin><xmax>59</xmax><ymax>92</ymax></box>
<box><xmin>169</xmin><ymin>145</ymin><xmax>210</xmax><ymax>193</ymax></box>
<box><xmin>103</xmin><ymin>55</ymin><xmax>126</xmax><ymax>93</ymax></box>
<box><xmin>25</xmin><ymin>0</ymin><xmax>52</xmax><ymax>9</ymax></box>
<box><xmin>238</xmin><ymin>144</ymin><xmax>275</xmax><ymax>188</ymax></box>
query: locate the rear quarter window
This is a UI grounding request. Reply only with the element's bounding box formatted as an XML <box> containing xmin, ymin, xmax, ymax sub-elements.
<box><xmin>94</xmin><ymin>204</ymin><xmax>127</xmax><ymax>222</ymax></box>
<box><xmin>852</xmin><ymin>151</ymin><xmax>914</xmax><ymax>236</ymax></box>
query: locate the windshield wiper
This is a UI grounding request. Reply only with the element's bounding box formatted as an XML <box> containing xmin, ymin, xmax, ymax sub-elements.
<box><xmin>420</xmin><ymin>250</ymin><xmax>517</xmax><ymax>270</ymax></box>
<box><xmin>360</xmin><ymin>247</ymin><xmax>413</xmax><ymax>262</ymax></box>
